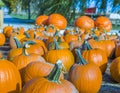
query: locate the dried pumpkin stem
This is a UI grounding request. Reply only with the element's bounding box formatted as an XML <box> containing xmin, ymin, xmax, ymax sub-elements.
<box><xmin>45</xmin><ymin>60</ymin><xmax>62</xmax><ymax>84</ymax></box>
<box><xmin>75</xmin><ymin>49</ymin><xmax>87</xmax><ymax>65</ymax></box>
<box><xmin>14</xmin><ymin>36</ymin><xmax>22</xmax><ymax>48</ymax></box>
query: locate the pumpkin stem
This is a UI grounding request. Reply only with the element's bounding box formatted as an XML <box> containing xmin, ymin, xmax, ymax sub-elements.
<box><xmin>78</xmin><ymin>36</ymin><xmax>81</xmax><ymax>41</ymax></box>
<box><xmin>24</xmin><ymin>32</ymin><xmax>30</xmax><ymax>38</ymax></box>
<box><xmin>84</xmin><ymin>40</ymin><xmax>92</xmax><ymax>50</ymax></box>
<box><xmin>75</xmin><ymin>49</ymin><xmax>87</xmax><ymax>65</ymax></box>
<box><xmin>45</xmin><ymin>60</ymin><xmax>62</xmax><ymax>83</ymax></box>
<box><xmin>34</xmin><ymin>31</ymin><xmax>37</xmax><ymax>39</ymax></box>
<box><xmin>103</xmin><ymin>29</ymin><xmax>107</xmax><ymax>40</ymax></box>
<box><xmin>14</xmin><ymin>36</ymin><xmax>22</xmax><ymax>48</ymax></box>
<box><xmin>54</xmin><ymin>38</ymin><xmax>60</xmax><ymax>50</ymax></box>
<box><xmin>22</xmin><ymin>41</ymin><xmax>36</xmax><ymax>56</ymax></box>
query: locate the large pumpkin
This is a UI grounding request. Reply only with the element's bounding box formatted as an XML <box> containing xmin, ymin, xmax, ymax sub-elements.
<box><xmin>3</xmin><ymin>25</ymin><xmax>13</xmax><ymax>38</ymax></box>
<box><xmin>35</xmin><ymin>15</ymin><xmax>48</xmax><ymax>25</ymax></box>
<box><xmin>47</xmin><ymin>13</ymin><xmax>67</xmax><ymax>30</ymax></box>
<box><xmin>74</xmin><ymin>16</ymin><xmax>94</xmax><ymax>31</ymax></box>
<box><xmin>95</xmin><ymin>16</ymin><xmax>112</xmax><ymax>32</ymax></box>
<box><xmin>110</xmin><ymin>57</ymin><xmax>120</xmax><ymax>82</ymax></box>
<box><xmin>22</xmin><ymin>60</ymin><xmax>78</xmax><ymax>93</ymax></box>
<box><xmin>0</xmin><ymin>59</ymin><xmax>22</xmax><ymax>93</ymax></box>
<box><xmin>69</xmin><ymin>49</ymin><xmax>102</xmax><ymax>93</ymax></box>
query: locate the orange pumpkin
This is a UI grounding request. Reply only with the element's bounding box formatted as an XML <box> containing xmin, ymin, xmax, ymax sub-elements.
<box><xmin>69</xmin><ymin>49</ymin><xmax>102</xmax><ymax>93</ymax></box>
<box><xmin>3</xmin><ymin>25</ymin><xmax>13</xmax><ymax>38</ymax></box>
<box><xmin>11</xmin><ymin>41</ymin><xmax>46</xmax><ymax>72</ymax></box>
<box><xmin>95</xmin><ymin>16</ymin><xmax>112</xmax><ymax>32</ymax></box>
<box><xmin>44</xmin><ymin>39</ymin><xmax>74</xmax><ymax>72</ymax></box>
<box><xmin>74</xmin><ymin>16</ymin><xmax>94</xmax><ymax>31</ymax></box>
<box><xmin>47</xmin><ymin>13</ymin><xmax>67</xmax><ymax>30</ymax></box>
<box><xmin>110</xmin><ymin>57</ymin><xmax>120</xmax><ymax>82</ymax></box>
<box><xmin>22</xmin><ymin>60</ymin><xmax>78</xmax><ymax>93</ymax></box>
<box><xmin>115</xmin><ymin>43</ymin><xmax>120</xmax><ymax>57</ymax></box>
<box><xmin>0</xmin><ymin>32</ymin><xmax>6</xmax><ymax>46</ymax></box>
<box><xmin>82</xmin><ymin>41</ymin><xmax>108</xmax><ymax>73</ymax></box>
<box><xmin>0</xmin><ymin>58</ymin><xmax>22</xmax><ymax>93</ymax></box>
<box><xmin>35</xmin><ymin>15</ymin><xmax>48</xmax><ymax>25</ymax></box>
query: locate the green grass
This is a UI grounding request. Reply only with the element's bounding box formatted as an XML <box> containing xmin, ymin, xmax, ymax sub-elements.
<box><xmin>112</xmin><ymin>25</ymin><xmax>120</xmax><ymax>30</ymax></box>
<box><xmin>10</xmin><ymin>13</ymin><xmax>37</xmax><ymax>20</ymax></box>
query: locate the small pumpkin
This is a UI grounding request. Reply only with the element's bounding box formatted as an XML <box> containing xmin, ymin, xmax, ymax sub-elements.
<box><xmin>44</xmin><ymin>38</ymin><xmax>74</xmax><ymax>72</ymax></box>
<box><xmin>110</xmin><ymin>57</ymin><xmax>120</xmax><ymax>82</ymax></box>
<box><xmin>22</xmin><ymin>60</ymin><xmax>78</xmax><ymax>93</ymax></box>
<box><xmin>69</xmin><ymin>49</ymin><xmax>102</xmax><ymax>93</ymax></box>
<box><xmin>74</xmin><ymin>16</ymin><xmax>94</xmax><ymax>31</ymax></box>
<box><xmin>82</xmin><ymin>41</ymin><xmax>108</xmax><ymax>73</ymax></box>
<box><xmin>47</xmin><ymin>13</ymin><xmax>67</xmax><ymax>30</ymax></box>
<box><xmin>11</xmin><ymin>41</ymin><xmax>46</xmax><ymax>72</ymax></box>
<box><xmin>95</xmin><ymin>16</ymin><xmax>112</xmax><ymax>32</ymax></box>
<box><xmin>3</xmin><ymin>25</ymin><xmax>13</xmax><ymax>38</ymax></box>
<box><xmin>35</xmin><ymin>15</ymin><xmax>48</xmax><ymax>25</ymax></box>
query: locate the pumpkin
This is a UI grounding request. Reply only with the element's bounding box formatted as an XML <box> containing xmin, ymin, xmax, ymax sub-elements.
<box><xmin>69</xmin><ymin>36</ymin><xmax>84</xmax><ymax>51</ymax></box>
<box><xmin>8</xmin><ymin>37</ymin><xmax>23</xmax><ymax>60</ymax></box>
<box><xmin>22</xmin><ymin>60</ymin><xmax>78</xmax><ymax>93</ymax></box>
<box><xmin>21</xmin><ymin>61</ymin><xmax>64</xmax><ymax>85</ymax></box>
<box><xmin>0</xmin><ymin>58</ymin><xmax>22</xmax><ymax>93</ymax></box>
<box><xmin>82</xmin><ymin>41</ymin><xmax>108</xmax><ymax>73</ymax></box>
<box><xmin>0</xmin><ymin>32</ymin><xmax>6</xmax><ymax>46</ymax></box>
<box><xmin>35</xmin><ymin>15</ymin><xmax>48</xmax><ymax>25</ymax></box>
<box><xmin>3</xmin><ymin>25</ymin><xmax>13</xmax><ymax>38</ymax></box>
<box><xmin>115</xmin><ymin>43</ymin><xmax>120</xmax><ymax>57</ymax></box>
<box><xmin>47</xmin><ymin>36</ymin><xmax>69</xmax><ymax>50</ymax></box>
<box><xmin>69</xmin><ymin>49</ymin><xmax>102</xmax><ymax>93</ymax></box>
<box><xmin>44</xmin><ymin>38</ymin><xmax>74</xmax><ymax>72</ymax></box>
<box><xmin>110</xmin><ymin>57</ymin><xmax>120</xmax><ymax>82</ymax></box>
<box><xmin>95</xmin><ymin>16</ymin><xmax>112</xmax><ymax>32</ymax></box>
<box><xmin>0</xmin><ymin>51</ymin><xmax>2</xmax><ymax>58</ymax></box>
<box><xmin>11</xmin><ymin>41</ymin><xmax>46</xmax><ymax>72</ymax></box>
<box><xmin>64</xmin><ymin>33</ymin><xmax>78</xmax><ymax>44</ymax></box>
<box><xmin>74</xmin><ymin>16</ymin><xmax>94</xmax><ymax>31</ymax></box>
<box><xmin>47</xmin><ymin>13</ymin><xmax>67</xmax><ymax>30</ymax></box>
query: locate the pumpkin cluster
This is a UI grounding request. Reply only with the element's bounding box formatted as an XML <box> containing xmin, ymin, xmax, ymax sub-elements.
<box><xmin>0</xmin><ymin>13</ymin><xmax>119</xmax><ymax>93</ymax></box>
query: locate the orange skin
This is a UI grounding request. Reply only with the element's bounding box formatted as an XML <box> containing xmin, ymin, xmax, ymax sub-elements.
<box><xmin>35</xmin><ymin>15</ymin><xmax>48</xmax><ymax>25</ymax></box>
<box><xmin>82</xmin><ymin>48</ymin><xmax>108</xmax><ymax>73</ymax></box>
<box><xmin>22</xmin><ymin>77</ymin><xmax>78</xmax><ymax>93</ymax></box>
<box><xmin>0</xmin><ymin>59</ymin><xmax>22</xmax><ymax>93</ymax></box>
<box><xmin>74</xmin><ymin>16</ymin><xmax>94</xmax><ymax>30</ymax></box>
<box><xmin>69</xmin><ymin>63</ymin><xmax>102</xmax><ymax>93</ymax></box>
<box><xmin>95</xmin><ymin>16</ymin><xmax>112</xmax><ymax>32</ymax></box>
<box><xmin>21</xmin><ymin>61</ymin><xmax>64</xmax><ymax>85</ymax></box>
<box><xmin>44</xmin><ymin>49</ymin><xmax>74</xmax><ymax>72</ymax></box>
<box><xmin>110</xmin><ymin>57</ymin><xmax>120</xmax><ymax>82</ymax></box>
<box><xmin>11</xmin><ymin>53</ymin><xmax>46</xmax><ymax>72</ymax></box>
<box><xmin>0</xmin><ymin>33</ymin><xmax>6</xmax><ymax>46</ymax></box>
<box><xmin>3</xmin><ymin>26</ymin><xmax>13</xmax><ymax>38</ymax></box>
<box><xmin>47</xmin><ymin>13</ymin><xmax>67</xmax><ymax>30</ymax></box>
<box><xmin>115</xmin><ymin>44</ymin><xmax>120</xmax><ymax>58</ymax></box>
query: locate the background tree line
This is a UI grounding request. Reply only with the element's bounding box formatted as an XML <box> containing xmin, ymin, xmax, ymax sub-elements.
<box><xmin>2</xmin><ymin>0</ymin><xmax>120</xmax><ymax>24</ymax></box>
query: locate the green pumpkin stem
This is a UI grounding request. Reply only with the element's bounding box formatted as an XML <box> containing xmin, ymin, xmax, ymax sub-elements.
<box><xmin>103</xmin><ymin>29</ymin><xmax>107</xmax><ymax>40</ymax></box>
<box><xmin>54</xmin><ymin>38</ymin><xmax>60</xmax><ymax>50</ymax></box>
<box><xmin>75</xmin><ymin>49</ymin><xmax>87</xmax><ymax>65</ymax></box>
<box><xmin>45</xmin><ymin>60</ymin><xmax>62</xmax><ymax>83</ymax></box>
<box><xmin>24</xmin><ymin>32</ymin><xmax>30</xmax><ymax>38</ymax></box>
<box><xmin>14</xmin><ymin>36</ymin><xmax>22</xmax><ymax>48</ymax></box>
<box><xmin>84</xmin><ymin>40</ymin><xmax>92</xmax><ymax>50</ymax></box>
<box><xmin>22</xmin><ymin>41</ymin><xmax>36</xmax><ymax>56</ymax></box>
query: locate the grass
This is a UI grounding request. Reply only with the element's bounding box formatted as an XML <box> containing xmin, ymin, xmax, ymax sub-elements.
<box><xmin>10</xmin><ymin>13</ymin><xmax>37</xmax><ymax>20</ymax></box>
<box><xmin>112</xmin><ymin>25</ymin><xmax>120</xmax><ymax>30</ymax></box>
